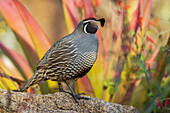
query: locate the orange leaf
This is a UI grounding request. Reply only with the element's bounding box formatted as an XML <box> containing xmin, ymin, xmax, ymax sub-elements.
<box><xmin>0</xmin><ymin>0</ymin><xmax>39</xmax><ymax>68</ymax></box>
<box><xmin>116</xmin><ymin>0</ymin><xmax>123</xmax><ymax>8</ymax></box>
<box><xmin>63</xmin><ymin>0</ymin><xmax>79</xmax><ymax>27</ymax></box>
<box><xmin>149</xmin><ymin>18</ymin><xmax>160</xmax><ymax>27</ymax></box>
<box><xmin>142</xmin><ymin>0</ymin><xmax>152</xmax><ymax>34</ymax></box>
<box><xmin>14</xmin><ymin>0</ymin><xmax>52</xmax><ymax>59</ymax></box>
<box><xmin>123</xmin><ymin>5</ymin><xmax>130</xmax><ymax>10</ymax></box>
<box><xmin>0</xmin><ymin>0</ymin><xmax>34</xmax><ymax>49</ymax></box>
<box><xmin>146</xmin><ymin>46</ymin><xmax>160</xmax><ymax>65</ymax></box>
<box><xmin>130</xmin><ymin>0</ymin><xmax>141</xmax><ymax>30</ymax></box>
<box><xmin>139</xmin><ymin>16</ymin><xmax>142</xmax><ymax>28</ymax></box>
<box><xmin>0</xmin><ymin>57</ymin><xmax>23</xmax><ymax>81</ymax></box>
<box><xmin>129</xmin><ymin>44</ymin><xmax>137</xmax><ymax>55</ymax></box>
<box><xmin>0</xmin><ymin>42</ymin><xmax>33</xmax><ymax>81</ymax></box>
<box><xmin>91</xmin><ymin>0</ymin><xmax>102</xmax><ymax>7</ymax></box>
<box><xmin>149</xmin><ymin>20</ymin><xmax>156</xmax><ymax>27</ymax></box>
<box><xmin>77</xmin><ymin>75</ymin><xmax>95</xmax><ymax>97</ymax></box>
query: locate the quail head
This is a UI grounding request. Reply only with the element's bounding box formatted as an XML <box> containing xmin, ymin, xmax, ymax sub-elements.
<box><xmin>20</xmin><ymin>18</ymin><xmax>105</xmax><ymax>102</ymax></box>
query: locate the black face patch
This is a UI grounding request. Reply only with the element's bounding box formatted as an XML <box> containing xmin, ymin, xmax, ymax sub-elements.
<box><xmin>84</xmin><ymin>23</ymin><xmax>98</xmax><ymax>34</ymax></box>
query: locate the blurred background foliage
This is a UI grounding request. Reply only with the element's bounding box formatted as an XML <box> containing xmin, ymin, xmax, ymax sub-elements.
<box><xmin>0</xmin><ymin>0</ymin><xmax>170</xmax><ymax>112</ymax></box>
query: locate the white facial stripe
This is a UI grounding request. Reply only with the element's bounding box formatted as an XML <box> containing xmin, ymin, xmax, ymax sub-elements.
<box><xmin>84</xmin><ymin>23</ymin><xmax>88</xmax><ymax>34</ymax></box>
<box><xmin>83</xmin><ymin>20</ymin><xmax>97</xmax><ymax>23</ymax></box>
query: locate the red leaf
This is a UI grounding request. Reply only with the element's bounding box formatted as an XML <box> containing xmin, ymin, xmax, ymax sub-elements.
<box><xmin>117</xmin><ymin>11</ymin><xmax>123</xmax><ymax>39</ymax></box>
<box><xmin>164</xmin><ymin>98</ymin><xmax>168</xmax><ymax>108</ymax></box>
<box><xmin>63</xmin><ymin>0</ymin><xmax>79</xmax><ymax>27</ymax></box>
<box><xmin>149</xmin><ymin>20</ymin><xmax>156</xmax><ymax>27</ymax></box>
<box><xmin>149</xmin><ymin>19</ymin><xmax>160</xmax><ymax>27</ymax></box>
<box><xmin>115</xmin><ymin>10</ymin><xmax>121</xmax><ymax>16</ymax></box>
<box><xmin>146</xmin><ymin>46</ymin><xmax>160</xmax><ymax>65</ymax></box>
<box><xmin>0</xmin><ymin>42</ymin><xmax>33</xmax><ymax>80</ymax></box>
<box><xmin>149</xmin><ymin>42</ymin><xmax>152</xmax><ymax>50</ymax></box>
<box><xmin>116</xmin><ymin>0</ymin><xmax>123</xmax><ymax>8</ymax></box>
<box><xmin>156</xmin><ymin>97</ymin><xmax>163</xmax><ymax>107</ymax></box>
<box><xmin>14</xmin><ymin>0</ymin><xmax>52</xmax><ymax>59</ymax></box>
<box><xmin>83</xmin><ymin>0</ymin><xmax>96</xmax><ymax>18</ymax></box>
<box><xmin>139</xmin><ymin>16</ymin><xmax>143</xmax><ymax>28</ymax></box>
<box><xmin>148</xmin><ymin>66</ymin><xmax>152</xmax><ymax>77</ymax></box>
<box><xmin>74</xmin><ymin>0</ymin><xmax>83</xmax><ymax>8</ymax></box>
<box><xmin>147</xmin><ymin>35</ymin><xmax>155</xmax><ymax>44</ymax></box>
<box><xmin>95</xmin><ymin>0</ymin><xmax>102</xmax><ymax>6</ymax></box>
<box><xmin>129</xmin><ymin>44</ymin><xmax>137</xmax><ymax>55</ymax></box>
<box><xmin>0</xmin><ymin>0</ymin><xmax>34</xmax><ymax>49</ymax></box>
<box><xmin>0</xmin><ymin>0</ymin><xmax>39</xmax><ymax>67</ymax></box>
<box><xmin>123</xmin><ymin>5</ymin><xmax>130</xmax><ymax>10</ymax></box>
<box><xmin>130</xmin><ymin>0</ymin><xmax>141</xmax><ymax>30</ymax></box>
<box><xmin>152</xmin><ymin>18</ymin><xmax>160</xmax><ymax>26</ymax></box>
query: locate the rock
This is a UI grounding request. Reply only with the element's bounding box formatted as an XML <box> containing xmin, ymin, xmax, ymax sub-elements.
<box><xmin>0</xmin><ymin>89</ymin><xmax>139</xmax><ymax>113</ymax></box>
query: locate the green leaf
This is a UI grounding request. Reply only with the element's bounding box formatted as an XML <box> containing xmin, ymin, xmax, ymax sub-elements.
<box><xmin>136</xmin><ymin>70</ymin><xmax>144</xmax><ymax>75</ymax></box>
<box><xmin>109</xmin><ymin>87</ymin><xmax>114</xmax><ymax>95</ymax></box>
<box><xmin>129</xmin><ymin>30</ymin><xmax>135</xmax><ymax>37</ymax></box>
<box><xmin>104</xmin><ymin>78</ymin><xmax>110</xmax><ymax>87</ymax></box>
<box><xmin>146</xmin><ymin>30</ymin><xmax>152</xmax><ymax>35</ymax></box>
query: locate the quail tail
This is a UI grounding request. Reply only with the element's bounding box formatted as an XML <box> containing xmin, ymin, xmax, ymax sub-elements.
<box><xmin>20</xmin><ymin>70</ymin><xmax>43</xmax><ymax>92</ymax></box>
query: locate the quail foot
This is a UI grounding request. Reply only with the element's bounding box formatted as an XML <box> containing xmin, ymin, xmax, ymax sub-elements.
<box><xmin>20</xmin><ymin>18</ymin><xmax>105</xmax><ymax>103</ymax></box>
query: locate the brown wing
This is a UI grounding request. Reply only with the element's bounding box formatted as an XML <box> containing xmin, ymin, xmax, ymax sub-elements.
<box><xmin>37</xmin><ymin>37</ymin><xmax>77</xmax><ymax>68</ymax></box>
<box><xmin>36</xmin><ymin>37</ymin><xmax>97</xmax><ymax>81</ymax></box>
<box><xmin>36</xmin><ymin>37</ymin><xmax>78</xmax><ymax>81</ymax></box>
<box><xmin>44</xmin><ymin>51</ymin><xmax>97</xmax><ymax>81</ymax></box>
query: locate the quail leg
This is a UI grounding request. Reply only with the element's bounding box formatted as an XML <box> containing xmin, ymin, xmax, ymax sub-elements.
<box><xmin>54</xmin><ymin>82</ymin><xmax>73</xmax><ymax>95</ymax></box>
<box><xmin>65</xmin><ymin>82</ymin><xmax>90</xmax><ymax>103</ymax></box>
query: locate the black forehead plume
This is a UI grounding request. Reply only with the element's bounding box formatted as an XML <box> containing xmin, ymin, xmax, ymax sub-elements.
<box><xmin>98</xmin><ymin>18</ymin><xmax>105</xmax><ymax>27</ymax></box>
<box><xmin>83</xmin><ymin>18</ymin><xmax>105</xmax><ymax>27</ymax></box>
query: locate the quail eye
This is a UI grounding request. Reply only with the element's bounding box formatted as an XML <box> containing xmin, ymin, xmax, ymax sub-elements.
<box><xmin>84</xmin><ymin>23</ymin><xmax>98</xmax><ymax>34</ymax></box>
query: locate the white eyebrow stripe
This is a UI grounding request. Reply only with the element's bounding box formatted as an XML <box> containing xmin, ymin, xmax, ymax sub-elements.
<box><xmin>83</xmin><ymin>20</ymin><xmax>97</xmax><ymax>23</ymax></box>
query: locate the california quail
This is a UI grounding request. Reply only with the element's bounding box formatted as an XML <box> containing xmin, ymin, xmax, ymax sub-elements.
<box><xmin>20</xmin><ymin>18</ymin><xmax>105</xmax><ymax>102</ymax></box>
